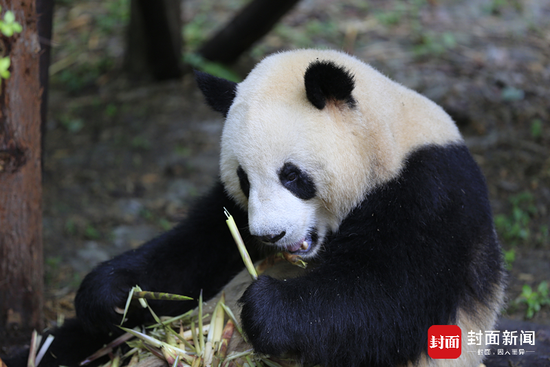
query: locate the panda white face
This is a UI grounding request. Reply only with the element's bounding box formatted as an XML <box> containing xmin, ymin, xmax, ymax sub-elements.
<box><xmin>220</xmin><ymin>100</ymin><xmax>340</xmax><ymax>259</ymax></box>
<box><xmin>211</xmin><ymin>49</ymin><xmax>462</xmax><ymax>258</ymax></box>
<box><xmin>236</xmin><ymin>162</ymin><xmax>325</xmax><ymax>257</ymax></box>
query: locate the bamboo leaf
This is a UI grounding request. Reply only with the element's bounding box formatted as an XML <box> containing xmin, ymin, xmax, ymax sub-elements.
<box><xmin>120</xmin><ymin>286</ymin><xmax>137</xmax><ymax>325</ymax></box>
<box><xmin>35</xmin><ymin>335</ymin><xmax>54</xmax><ymax>367</ymax></box>
<box><xmin>80</xmin><ymin>332</ymin><xmax>134</xmax><ymax>365</ymax></box>
<box><xmin>223</xmin><ymin>349</ymin><xmax>254</xmax><ymax>364</ymax></box>
<box><xmin>191</xmin><ymin>320</ymin><xmax>200</xmax><ymax>355</ymax></box>
<box><xmin>220</xmin><ymin>303</ymin><xmax>245</xmax><ymax>342</ymax></box>
<box><xmin>119</xmin><ymin>327</ymin><xmax>163</xmax><ymax>348</ymax></box>
<box><xmin>146</xmin><ymin>309</ymin><xmax>194</xmax><ymax>329</ymax></box>
<box><xmin>198</xmin><ymin>290</ymin><xmax>205</xmax><ymax>354</ymax></box>
<box><xmin>281</xmin><ymin>252</ymin><xmax>308</xmax><ymax>269</ymax></box>
<box><xmin>26</xmin><ymin>330</ymin><xmax>39</xmax><ymax>367</ymax></box>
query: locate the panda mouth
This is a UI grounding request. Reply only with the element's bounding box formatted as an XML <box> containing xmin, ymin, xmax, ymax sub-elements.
<box><xmin>287</xmin><ymin>238</ymin><xmax>312</xmax><ymax>254</ymax></box>
<box><xmin>285</xmin><ymin>230</ymin><xmax>318</xmax><ymax>255</ymax></box>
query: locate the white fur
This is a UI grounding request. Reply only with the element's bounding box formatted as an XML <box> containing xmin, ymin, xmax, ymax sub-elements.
<box><xmin>220</xmin><ymin>49</ymin><xmax>462</xmax><ymax>256</ymax></box>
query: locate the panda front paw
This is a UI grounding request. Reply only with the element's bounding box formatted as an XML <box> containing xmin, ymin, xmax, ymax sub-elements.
<box><xmin>239</xmin><ymin>276</ymin><xmax>295</xmax><ymax>356</ymax></box>
<box><xmin>74</xmin><ymin>265</ymin><xmax>140</xmax><ymax>333</ymax></box>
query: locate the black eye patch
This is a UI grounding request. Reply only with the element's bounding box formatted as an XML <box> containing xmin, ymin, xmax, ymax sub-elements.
<box><xmin>237</xmin><ymin>165</ymin><xmax>250</xmax><ymax>198</ymax></box>
<box><xmin>278</xmin><ymin>162</ymin><xmax>316</xmax><ymax>200</ymax></box>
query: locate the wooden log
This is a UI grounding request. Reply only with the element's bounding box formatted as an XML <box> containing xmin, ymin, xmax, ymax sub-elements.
<box><xmin>124</xmin><ymin>0</ymin><xmax>183</xmax><ymax>80</ymax></box>
<box><xmin>0</xmin><ymin>0</ymin><xmax>44</xmax><ymax>346</ymax></box>
<box><xmin>198</xmin><ymin>0</ymin><xmax>300</xmax><ymax>65</ymax></box>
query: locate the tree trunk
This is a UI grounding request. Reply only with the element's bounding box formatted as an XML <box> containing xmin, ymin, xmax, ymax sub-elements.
<box><xmin>37</xmin><ymin>0</ymin><xmax>54</xmax><ymax>167</ymax></box>
<box><xmin>124</xmin><ymin>0</ymin><xmax>183</xmax><ymax>81</ymax></box>
<box><xmin>198</xmin><ymin>0</ymin><xmax>300</xmax><ymax>65</ymax></box>
<box><xmin>0</xmin><ymin>0</ymin><xmax>43</xmax><ymax>345</ymax></box>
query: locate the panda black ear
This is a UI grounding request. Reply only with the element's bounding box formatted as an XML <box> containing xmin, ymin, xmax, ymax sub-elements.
<box><xmin>194</xmin><ymin>70</ymin><xmax>237</xmax><ymax>117</ymax></box>
<box><xmin>304</xmin><ymin>60</ymin><xmax>356</xmax><ymax>110</ymax></box>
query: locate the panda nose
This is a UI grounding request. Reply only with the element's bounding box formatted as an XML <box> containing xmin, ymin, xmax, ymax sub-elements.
<box><xmin>257</xmin><ymin>231</ymin><xmax>286</xmax><ymax>243</ymax></box>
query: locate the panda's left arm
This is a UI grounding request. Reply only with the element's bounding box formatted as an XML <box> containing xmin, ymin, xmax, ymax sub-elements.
<box><xmin>73</xmin><ymin>181</ymin><xmax>254</xmax><ymax>334</ymax></box>
<box><xmin>239</xmin><ymin>249</ymin><xmax>438</xmax><ymax>367</ymax></box>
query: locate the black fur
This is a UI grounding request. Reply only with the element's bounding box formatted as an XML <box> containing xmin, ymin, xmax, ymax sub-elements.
<box><xmin>240</xmin><ymin>144</ymin><xmax>504</xmax><ymax>366</ymax></box>
<box><xmin>194</xmin><ymin>70</ymin><xmax>237</xmax><ymax>117</ymax></box>
<box><xmin>237</xmin><ymin>165</ymin><xmax>250</xmax><ymax>198</ymax></box>
<box><xmin>304</xmin><ymin>60</ymin><xmax>356</xmax><ymax>110</ymax></box>
<box><xmin>278</xmin><ymin>162</ymin><xmax>316</xmax><ymax>200</ymax></box>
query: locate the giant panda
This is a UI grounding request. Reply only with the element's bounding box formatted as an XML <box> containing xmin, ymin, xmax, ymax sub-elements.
<box><xmin>8</xmin><ymin>49</ymin><xmax>505</xmax><ymax>367</ymax></box>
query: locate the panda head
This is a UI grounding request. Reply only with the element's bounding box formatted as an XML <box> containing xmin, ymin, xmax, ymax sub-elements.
<box><xmin>196</xmin><ymin>50</ymin><xmax>461</xmax><ymax>258</ymax></box>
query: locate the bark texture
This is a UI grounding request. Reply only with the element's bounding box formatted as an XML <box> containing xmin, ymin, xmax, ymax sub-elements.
<box><xmin>0</xmin><ymin>0</ymin><xmax>43</xmax><ymax>345</ymax></box>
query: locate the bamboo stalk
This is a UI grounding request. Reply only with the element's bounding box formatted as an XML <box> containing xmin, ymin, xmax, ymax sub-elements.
<box><xmin>119</xmin><ymin>327</ymin><xmax>194</xmax><ymax>364</ymax></box>
<box><xmin>191</xmin><ymin>320</ymin><xmax>200</xmax><ymax>355</ymax></box>
<box><xmin>224</xmin><ymin>208</ymin><xmax>258</xmax><ymax>280</ymax></box>
<box><xmin>281</xmin><ymin>252</ymin><xmax>307</xmax><ymax>269</ymax></box>
<box><xmin>212</xmin><ymin>293</ymin><xmax>226</xmax><ymax>344</ymax></box>
<box><xmin>220</xmin><ymin>303</ymin><xmax>244</xmax><ymax>340</ymax></box>
<box><xmin>198</xmin><ymin>291</ymin><xmax>205</xmax><ymax>354</ymax></box>
<box><xmin>80</xmin><ymin>332</ymin><xmax>134</xmax><ymax>365</ymax></box>
<box><xmin>125</xmin><ymin>351</ymin><xmax>140</xmax><ymax>367</ymax></box>
<box><xmin>203</xmin><ymin>341</ymin><xmax>213</xmax><ymax>367</ymax></box>
<box><xmin>35</xmin><ymin>335</ymin><xmax>54</xmax><ymax>367</ymax></box>
<box><xmin>26</xmin><ymin>330</ymin><xmax>39</xmax><ymax>367</ymax></box>
<box><xmin>111</xmin><ymin>351</ymin><xmax>121</xmax><ymax>367</ymax></box>
<box><xmin>166</xmin><ymin>323</ymin><xmax>197</xmax><ymax>351</ymax></box>
<box><xmin>141</xmin><ymin>343</ymin><xmax>165</xmax><ymax>361</ymax></box>
<box><xmin>222</xmin><ymin>349</ymin><xmax>254</xmax><ymax>364</ymax></box>
<box><xmin>180</xmin><ymin>323</ymin><xmax>210</xmax><ymax>341</ymax></box>
<box><xmin>133</xmin><ymin>291</ymin><xmax>193</xmax><ymax>302</ymax></box>
<box><xmin>120</xmin><ymin>286</ymin><xmax>137</xmax><ymax>325</ymax></box>
<box><xmin>146</xmin><ymin>309</ymin><xmax>194</xmax><ymax>329</ymax></box>
<box><xmin>217</xmin><ymin>320</ymin><xmax>235</xmax><ymax>358</ymax></box>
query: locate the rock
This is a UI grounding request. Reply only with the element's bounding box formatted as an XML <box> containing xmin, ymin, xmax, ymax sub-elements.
<box><xmin>114</xmin><ymin>198</ymin><xmax>144</xmax><ymax>222</ymax></box>
<box><xmin>164</xmin><ymin>179</ymin><xmax>197</xmax><ymax>206</ymax></box>
<box><xmin>112</xmin><ymin>225</ymin><xmax>158</xmax><ymax>250</ymax></box>
<box><xmin>69</xmin><ymin>241</ymin><xmax>110</xmax><ymax>273</ymax></box>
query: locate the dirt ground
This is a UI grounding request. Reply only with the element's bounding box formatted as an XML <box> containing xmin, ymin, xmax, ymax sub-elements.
<box><xmin>22</xmin><ymin>0</ymin><xmax>550</xmax><ymax>354</ymax></box>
